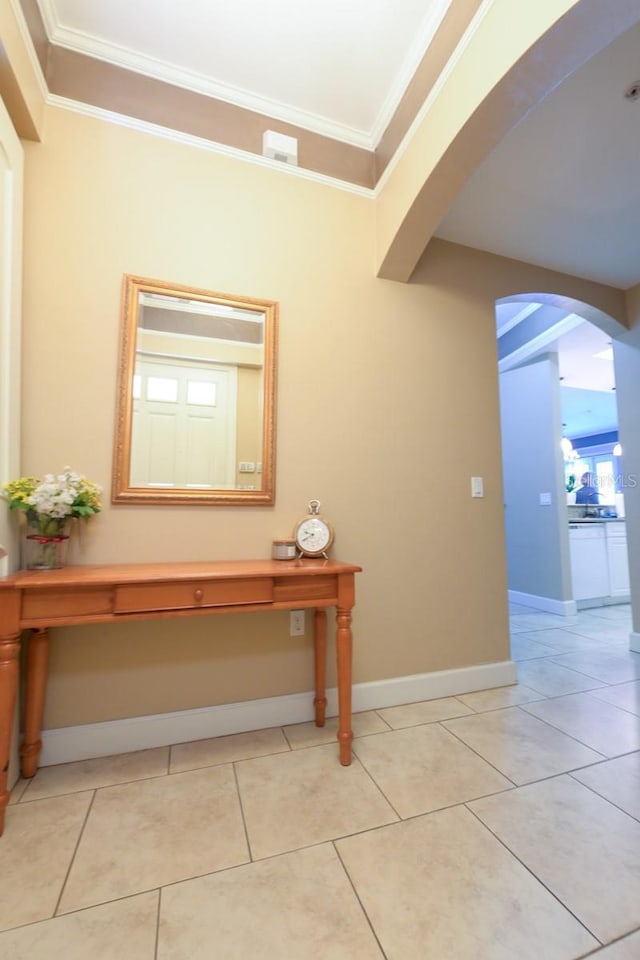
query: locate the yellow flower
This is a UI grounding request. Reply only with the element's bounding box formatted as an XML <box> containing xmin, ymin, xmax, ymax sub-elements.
<box><xmin>2</xmin><ymin>470</ymin><xmax>102</xmax><ymax>520</ymax></box>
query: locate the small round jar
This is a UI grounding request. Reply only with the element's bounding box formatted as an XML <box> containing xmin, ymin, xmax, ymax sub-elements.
<box><xmin>272</xmin><ymin>538</ymin><xmax>297</xmax><ymax>560</ymax></box>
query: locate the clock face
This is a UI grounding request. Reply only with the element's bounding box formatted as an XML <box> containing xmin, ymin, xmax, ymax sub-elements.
<box><xmin>295</xmin><ymin>517</ymin><xmax>333</xmax><ymax>555</ymax></box>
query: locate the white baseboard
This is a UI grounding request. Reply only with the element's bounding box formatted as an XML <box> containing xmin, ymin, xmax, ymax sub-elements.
<box><xmin>577</xmin><ymin>596</ymin><xmax>631</xmax><ymax>610</ymax></box>
<box><xmin>509</xmin><ymin>590</ymin><xmax>577</xmax><ymax>617</ymax></box>
<box><xmin>630</xmin><ymin>631</ymin><xmax>640</xmax><ymax>653</ymax></box>
<box><xmin>40</xmin><ymin>659</ymin><xmax>516</xmax><ymax>767</ymax></box>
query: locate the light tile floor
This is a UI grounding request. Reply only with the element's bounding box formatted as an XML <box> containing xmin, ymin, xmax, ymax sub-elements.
<box><xmin>2</xmin><ymin>603</ymin><xmax>640</xmax><ymax>958</ymax></box>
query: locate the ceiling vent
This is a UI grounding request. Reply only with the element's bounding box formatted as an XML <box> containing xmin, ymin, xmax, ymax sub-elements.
<box><xmin>262</xmin><ymin>130</ymin><xmax>298</xmax><ymax>166</ymax></box>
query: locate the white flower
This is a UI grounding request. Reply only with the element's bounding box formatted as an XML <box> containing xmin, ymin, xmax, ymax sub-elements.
<box><xmin>4</xmin><ymin>467</ymin><xmax>102</xmax><ymax>525</ymax></box>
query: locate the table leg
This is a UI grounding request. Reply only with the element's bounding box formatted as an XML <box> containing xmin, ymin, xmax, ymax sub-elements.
<box><xmin>313</xmin><ymin>608</ymin><xmax>327</xmax><ymax>727</ymax></box>
<box><xmin>336</xmin><ymin>607</ymin><xmax>353</xmax><ymax>765</ymax></box>
<box><xmin>20</xmin><ymin>628</ymin><xmax>49</xmax><ymax>779</ymax></box>
<box><xmin>0</xmin><ymin>630</ymin><xmax>21</xmax><ymax>836</ymax></box>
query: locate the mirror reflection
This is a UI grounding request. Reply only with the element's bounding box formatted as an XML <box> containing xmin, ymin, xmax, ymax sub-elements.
<box><xmin>112</xmin><ymin>276</ymin><xmax>277</xmax><ymax>505</ymax></box>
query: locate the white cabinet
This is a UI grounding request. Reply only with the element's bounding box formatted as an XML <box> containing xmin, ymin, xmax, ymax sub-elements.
<box><xmin>606</xmin><ymin>522</ymin><xmax>630</xmax><ymax>597</ymax></box>
<box><xmin>569</xmin><ymin>523</ymin><xmax>609</xmax><ymax>600</ymax></box>
<box><xmin>569</xmin><ymin>521</ymin><xmax>630</xmax><ymax>603</ymax></box>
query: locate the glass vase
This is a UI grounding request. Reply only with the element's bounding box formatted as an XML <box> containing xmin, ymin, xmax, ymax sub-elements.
<box><xmin>24</xmin><ymin>515</ymin><xmax>71</xmax><ymax>570</ymax></box>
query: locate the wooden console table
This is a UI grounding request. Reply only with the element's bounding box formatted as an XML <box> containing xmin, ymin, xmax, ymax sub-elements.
<box><xmin>0</xmin><ymin>558</ymin><xmax>361</xmax><ymax>836</ymax></box>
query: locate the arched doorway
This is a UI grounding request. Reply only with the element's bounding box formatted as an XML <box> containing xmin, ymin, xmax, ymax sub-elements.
<box><xmin>495</xmin><ymin>291</ymin><xmax>638</xmax><ymax>654</ymax></box>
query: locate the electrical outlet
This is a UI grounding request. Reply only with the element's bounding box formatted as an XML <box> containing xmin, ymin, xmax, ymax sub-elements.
<box><xmin>289</xmin><ymin>609</ymin><xmax>305</xmax><ymax>636</ymax></box>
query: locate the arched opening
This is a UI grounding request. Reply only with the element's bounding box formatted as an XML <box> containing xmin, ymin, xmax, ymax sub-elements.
<box><xmin>496</xmin><ymin>291</ymin><xmax>636</xmax><ymax>662</ymax></box>
<box><xmin>376</xmin><ymin>4</ymin><xmax>640</xmax><ymax>282</ymax></box>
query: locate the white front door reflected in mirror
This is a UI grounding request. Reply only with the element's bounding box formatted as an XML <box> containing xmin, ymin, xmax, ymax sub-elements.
<box><xmin>112</xmin><ymin>275</ymin><xmax>278</xmax><ymax>506</ymax></box>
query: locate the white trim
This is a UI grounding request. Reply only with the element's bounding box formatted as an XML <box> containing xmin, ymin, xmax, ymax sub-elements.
<box><xmin>369</xmin><ymin>0</ymin><xmax>452</xmax><ymax>146</ymax></box>
<box><xmin>374</xmin><ymin>0</ymin><xmax>496</xmax><ymax>197</ymax></box>
<box><xmin>39</xmin><ymin>659</ymin><xmax>516</xmax><ymax>767</ymax></box>
<box><xmin>39</xmin><ymin>0</ymin><xmax>452</xmax><ymax>151</ymax></box>
<box><xmin>498</xmin><ymin>312</ymin><xmax>585</xmax><ymax>373</ymax></box>
<box><xmin>495</xmin><ymin>301</ymin><xmax>543</xmax><ymax>338</ymax></box>
<box><xmin>49</xmin><ymin>31</ymin><xmax>372</xmax><ymax>149</ymax></box>
<box><xmin>31</xmin><ymin>0</ymin><xmax>489</xmax><ymax>192</ymax></box>
<box><xmin>576</xmin><ymin>596</ymin><xmax>631</xmax><ymax>610</ymax></box>
<box><xmin>630</xmin><ymin>631</ymin><xmax>640</xmax><ymax>653</ymax></box>
<box><xmin>509</xmin><ymin>590</ymin><xmax>578</xmax><ymax>617</ymax></box>
<box><xmin>0</xmin><ymin>89</ymin><xmax>24</xmax><ymax>787</ymax></box>
<box><xmin>46</xmin><ymin>95</ymin><xmax>374</xmax><ymax>199</ymax></box>
<box><xmin>7</xmin><ymin>0</ymin><xmax>49</xmax><ymax>100</ymax></box>
<box><xmin>35</xmin><ymin>0</ymin><xmax>57</xmax><ymax>39</ymax></box>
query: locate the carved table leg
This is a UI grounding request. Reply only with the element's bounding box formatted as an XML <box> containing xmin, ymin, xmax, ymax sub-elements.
<box><xmin>20</xmin><ymin>628</ymin><xmax>50</xmax><ymax>779</ymax></box>
<box><xmin>336</xmin><ymin>607</ymin><xmax>353</xmax><ymax>765</ymax></box>
<box><xmin>0</xmin><ymin>631</ymin><xmax>21</xmax><ymax>836</ymax></box>
<box><xmin>313</xmin><ymin>608</ymin><xmax>327</xmax><ymax>727</ymax></box>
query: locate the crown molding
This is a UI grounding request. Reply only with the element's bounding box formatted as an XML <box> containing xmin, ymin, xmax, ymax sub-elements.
<box><xmin>374</xmin><ymin>0</ymin><xmax>495</xmax><ymax>197</ymax></box>
<box><xmin>35</xmin><ymin>0</ymin><xmax>55</xmax><ymax>36</ymax></box>
<box><xmin>496</xmin><ymin>301</ymin><xmax>544</xmax><ymax>338</ymax></box>
<box><xmin>39</xmin><ymin>0</ymin><xmax>456</xmax><ymax>153</ymax></box>
<box><xmin>368</xmin><ymin>0</ymin><xmax>452</xmax><ymax>146</ymax></box>
<box><xmin>38</xmin><ymin>0</ymin><xmax>374</xmax><ymax>148</ymax></box>
<box><xmin>9</xmin><ymin>0</ymin><xmax>48</xmax><ymax>99</ymax></box>
<box><xmin>46</xmin><ymin>93</ymin><xmax>375</xmax><ymax>199</ymax></box>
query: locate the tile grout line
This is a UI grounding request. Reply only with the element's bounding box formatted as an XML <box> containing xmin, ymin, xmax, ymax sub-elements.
<box><xmin>463</xmin><ymin>801</ymin><xmax>604</xmax><ymax>949</ymax></box>
<box><xmin>349</xmin><ymin>746</ymin><xmax>403</xmax><ymax>822</ymax></box>
<box><xmin>436</xmin><ymin>718</ymin><xmax>521</xmax><ymax>788</ymax></box>
<box><xmin>331</xmin><ymin>839</ymin><xmax>390</xmax><ymax>960</ymax></box>
<box><xmin>576</xmin><ymin>926</ymin><xmax>640</xmax><ymax>959</ymax></box>
<box><xmin>516</xmin><ymin>701</ymin><xmax>630</xmax><ymax>759</ymax></box>
<box><xmin>231</xmin><ymin>761</ymin><xmax>254</xmax><ymax>863</ymax></box>
<box><xmin>566</xmin><ymin>764</ymin><xmax>640</xmax><ymax>826</ymax></box>
<box><xmin>52</xmin><ymin>788</ymin><xmax>98</xmax><ymax>919</ymax></box>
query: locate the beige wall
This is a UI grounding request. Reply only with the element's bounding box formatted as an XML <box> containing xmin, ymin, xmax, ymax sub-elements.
<box><xmin>21</xmin><ymin>106</ymin><xmax>620</xmax><ymax>729</ymax></box>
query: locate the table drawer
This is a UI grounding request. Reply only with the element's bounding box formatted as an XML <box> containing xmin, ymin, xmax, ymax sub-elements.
<box><xmin>22</xmin><ymin>588</ymin><xmax>114</xmax><ymax>622</ymax></box>
<box><xmin>273</xmin><ymin>575</ymin><xmax>337</xmax><ymax>603</ymax></box>
<box><xmin>114</xmin><ymin>577</ymin><xmax>273</xmax><ymax>613</ymax></box>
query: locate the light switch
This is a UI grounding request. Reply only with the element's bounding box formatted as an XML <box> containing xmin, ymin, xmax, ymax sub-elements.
<box><xmin>471</xmin><ymin>477</ymin><xmax>484</xmax><ymax>498</ymax></box>
<box><xmin>539</xmin><ymin>492</ymin><xmax>552</xmax><ymax>505</ymax></box>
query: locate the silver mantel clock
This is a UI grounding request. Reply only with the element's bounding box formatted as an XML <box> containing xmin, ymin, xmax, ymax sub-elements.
<box><xmin>293</xmin><ymin>500</ymin><xmax>334</xmax><ymax>558</ymax></box>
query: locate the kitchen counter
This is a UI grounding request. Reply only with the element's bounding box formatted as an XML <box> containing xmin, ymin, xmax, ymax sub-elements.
<box><xmin>567</xmin><ymin>502</ymin><xmax>623</xmax><ymax>524</ymax></box>
<box><xmin>568</xmin><ymin>517</ymin><xmax>624</xmax><ymax>524</ymax></box>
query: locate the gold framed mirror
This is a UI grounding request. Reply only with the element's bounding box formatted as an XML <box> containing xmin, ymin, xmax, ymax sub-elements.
<box><xmin>112</xmin><ymin>275</ymin><xmax>277</xmax><ymax>505</ymax></box>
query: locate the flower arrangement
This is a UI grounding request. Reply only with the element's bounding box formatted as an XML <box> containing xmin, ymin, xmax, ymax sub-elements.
<box><xmin>3</xmin><ymin>467</ymin><xmax>102</xmax><ymax>537</ymax></box>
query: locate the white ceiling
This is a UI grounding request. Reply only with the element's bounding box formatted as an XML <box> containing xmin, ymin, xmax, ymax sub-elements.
<box><xmin>39</xmin><ymin>0</ymin><xmax>634</xmax><ymax>439</ymax></box>
<box><xmin>496</xmin><ymin>305</ymin><xmax>618</xmax><ymax>439</ymax></box>
<box><xmin>554</xmin><ymin>323</ymin><xmax>618</xmax><ymax>440</ymax></box>
<box><xmin>436</xmin><ymin>21</ymin><xmax>640</xmax><ymax>291</ymax></box>
<box><xmin>39</xmin><ymin>0</ymin><xmax>451</xmax><ymax>147</ymax></box>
